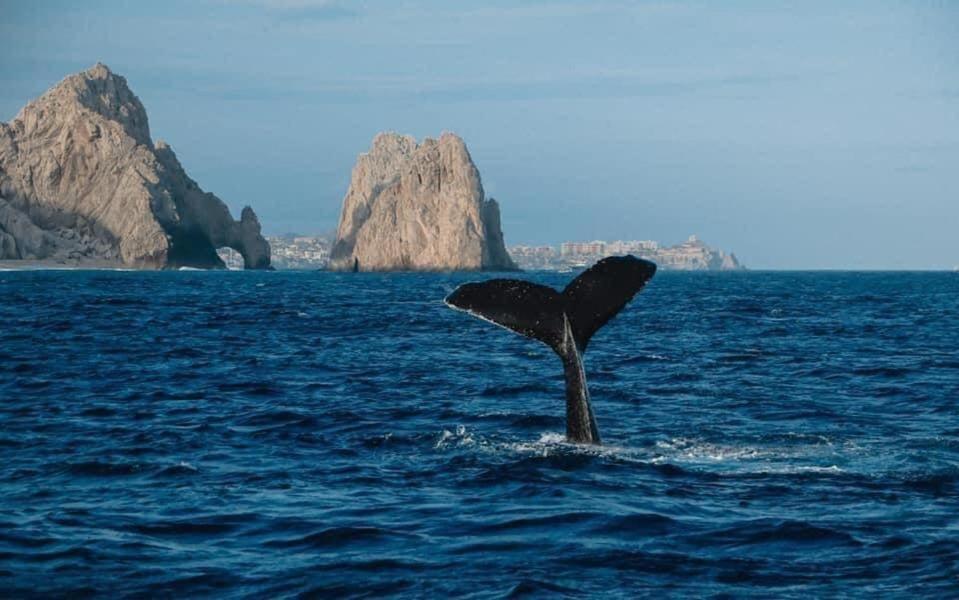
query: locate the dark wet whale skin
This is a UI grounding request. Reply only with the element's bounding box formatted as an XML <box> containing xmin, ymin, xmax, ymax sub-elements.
<box><xmin>560</xmin><ymin>313</ymin><xmax>602</xmax><ymax>443</ymax></box>
<box><xmin>445</xmin><ymin>255</ymin><xmax>657</xmax><ymax>444</ymax></box>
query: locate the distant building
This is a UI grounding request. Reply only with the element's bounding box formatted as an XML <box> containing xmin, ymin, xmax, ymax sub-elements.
<box><xmin>606</xmin><ymin>240</ymin><xmax>659</xmax><ymax>255</ymax></box>
<box><xmin>219</xmin><ymin>235</ymin><xmax>332</xmax><ymax>269</ymax></box>
<box><xmin>509</xmin><ymin>245</ymin><xmax>558</xmax><ymax>269</ymax></box>
<box><xmin>218</xmin><ymin>247</ymin><xmax>244</xmax><ymax>270</ymax></box>
<box><xmin>561</xmin><ymin>241</ymin><xmax>606</xmax><ymax>257</ymax></box>
<box><xmin>510</xmin><ymin>236</ymin><xmax>743</xmax><ymax>271</ymax></box>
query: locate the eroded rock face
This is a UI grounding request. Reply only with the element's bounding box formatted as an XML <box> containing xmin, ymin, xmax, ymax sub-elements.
<box><xmin>0</xmin><ymin>63</ymin><xmax>271</xmax><ymax>269</ymax></box>
<box><xmin>329</xmin><ymin>132</ymin><xmax>517</xmax><ymax>271</ymax></box>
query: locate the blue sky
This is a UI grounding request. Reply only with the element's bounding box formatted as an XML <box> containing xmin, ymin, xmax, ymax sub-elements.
<box><xmin>1</xmin><ymin>0</ymin><xmax>957</xmax><ymax>268</ymax></box>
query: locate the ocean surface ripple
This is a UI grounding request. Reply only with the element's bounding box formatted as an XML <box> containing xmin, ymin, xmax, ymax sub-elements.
<box><xmin>1</xmin><ymin>270</ymin><xmax>958</xmax><ymax>597</ymax></box>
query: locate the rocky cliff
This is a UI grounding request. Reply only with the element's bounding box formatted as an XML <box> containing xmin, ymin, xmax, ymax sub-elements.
<box><xmin>329</xmin><ymin>132</ymin><xmax>516</xmax><ymax>271</ymax></box>
<box><xmin>0</xmin><ymin>63</ymin><xmax>270</xmax><ymax>269</ymax></box>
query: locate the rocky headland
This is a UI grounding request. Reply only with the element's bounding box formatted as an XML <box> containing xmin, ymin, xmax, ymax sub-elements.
<box><xmin>329</xmin><ymin>132</ymin><xmax>516</xmax><ymax>271</ymax></box>
<box><xmin>0</xmin><ymin>63</ymin><xmax>270</xmax><ymax>269</ymax></box>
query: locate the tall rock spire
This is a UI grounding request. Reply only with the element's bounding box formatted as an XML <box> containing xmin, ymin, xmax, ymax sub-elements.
<box><xmin>329</xmin><ymin>132</ymin><xmax>517</xmax><ymax>271</ymax></box>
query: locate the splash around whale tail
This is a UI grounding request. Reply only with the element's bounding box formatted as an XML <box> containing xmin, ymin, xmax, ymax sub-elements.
<box><xmin>444</xmin><ymin>255</ymin><xmax>656</xmax><ymax>355</ymax></box>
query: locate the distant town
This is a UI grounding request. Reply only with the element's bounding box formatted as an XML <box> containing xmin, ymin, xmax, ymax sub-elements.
<box><xmin>219</xmin><ymin>235</ymin><xmax>743</xmax><ymax>271</ymax></box>
<box><xmin>509</xmin><ymin>236</ymin><xmax>743</xmax><ymax>271</ymax></box>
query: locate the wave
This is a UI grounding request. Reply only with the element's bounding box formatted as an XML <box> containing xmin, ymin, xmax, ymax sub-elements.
<box><xmin>617</xmin><ymin>353</ymin><xmax>672</xmax><ymax>366</ymax></box>
<box><xmin>434</xmin><ymin>425</ymin><xmax>475</xmax><ymax>449</ymax></box>
<box><xmin>59</xmin><ymin>460</ymin><xmax>145</xmax><ymax>477</ymax></box>
<box><xmin>589</xmin><ymin>512</ymin><xmax>678</xmax><ymax>536</ymax></box>
<box><xmin>127</xmin><ymin>514</ymin><xmax>257</xmax><ymax>537</ymax></box>
<box><xmin>467</xmin><ymin>511</ymin><xmax>599</xmax><ymax>534</ymax></box>
<box><xmin>217</xmin><ymin>381</ymin><xmax>283</xmax><ymax>397</ymax></box>
<box><xmin>447</xmin><ymin>540</ymin><xmax>538</xmax><ymax>555</ymax></box>
<box><xmin>0</xmin><ymin>545</ymin><xmax>102</xmax><ymax>563</ymax></box>
<box><xmin>152</xmin><ymin>462</ymin><xmax>199</xmax><ymax>477</ymax></box>
<box><xmin>263</xmin><ymin>526</ymin><xmax>419</xmax><ymax>550</ymax></box>
<box><xmin>480</xmin><ymin>383</ymin><xmax>555</xmax><ymax>397</ymax></box>
<box><xmin>505</xmin><ymin>579</ymin><xmax>582</xmax><ymax>597</ymax></box>
<box><xmin>851</xmin><ymin>366</ymin><xmax>915</xmax><ymax>378</ymax></box>
<box><xmin>901</xmin><ymin>471</ymin><xmax>959</xmax><ymax>496</ymax></box>
<box><xmin>701</xmin><ymin>519</ymin><xmax>863</xmax><ymax>548</ymax></box>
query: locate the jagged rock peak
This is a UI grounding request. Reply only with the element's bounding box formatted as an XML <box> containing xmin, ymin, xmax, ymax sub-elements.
<box><xmin>16</xmin><ymin>62</ymin><xmax>152</xmax><ymax>147</ymax></box>
<box><xmin>0</xmin><ymin>64</ymin><xmax>271</xmax><ymax>269</ymax></box>
<box><xmin>329</xmin><ymin>131</ymin><xmax>516</xmax><ymax>272</ymax></box>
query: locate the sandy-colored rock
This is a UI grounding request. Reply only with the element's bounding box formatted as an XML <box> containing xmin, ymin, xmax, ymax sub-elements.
<box><xmin>0</xmin><ymin>63</ymin><xmax>270</xmax><ymax>269</ymax></box>
<box><xmin>720</xmin><ymin>252</ymin><xmax>743</xmax><ymax>271</ymax></box>
<box><xmin>0</xmin><ymin>197</ymin><xmax>65</xmax><ymax>259</ymax></box>
<box><xmin>329</xmin><ymin>132</ymin><xmax>516</xmax><ymax>271</ymax></box>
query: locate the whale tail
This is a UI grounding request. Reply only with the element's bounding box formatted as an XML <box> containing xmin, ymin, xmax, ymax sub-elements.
<box><xmin>445</xmin><ymin>255</ymin><xmax>656</xmax><ymax>445</ymax></box>
<box><xmin>445</xmin><ymin>255</ymin><xmax>656</xmax><ymax>355</ymax></box>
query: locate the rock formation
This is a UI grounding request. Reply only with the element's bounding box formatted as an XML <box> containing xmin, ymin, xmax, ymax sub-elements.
<box><xmin>329</xmin><ymin>132</ymin><xmax>516</xmax><ymax>271</ymax></box>
<box><xmin>0</xmin><ymin>63</ymin><xmax>270</xmax><ymax>268</ymax></box>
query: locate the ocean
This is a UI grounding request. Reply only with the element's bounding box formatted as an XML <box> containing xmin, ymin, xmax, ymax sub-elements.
<box><xmin>1</xmin><ymin>270</ymin><xmax>957</xmax><ymax>597</ymax></box>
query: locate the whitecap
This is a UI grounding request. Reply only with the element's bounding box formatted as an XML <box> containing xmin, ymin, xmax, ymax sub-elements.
<box><xmin>655</xmin><ymin>438</ymin><xmax>765</xmax><ymax>462</ymax></box>
<box><xmin>434</xmin><ymin>424</ymin><xmax>474</xmax><ymax>449</ymax></box>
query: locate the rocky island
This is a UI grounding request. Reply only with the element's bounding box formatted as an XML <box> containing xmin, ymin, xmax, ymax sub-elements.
<box><xmin>0</xmin><ymin>63</ymin><xmax>270</xmax><ymax>269</ymax></box>
<box><xmin>329</xmin><ymin>132</ymin><xmax>515</xmax><ymax>271</ymax></box>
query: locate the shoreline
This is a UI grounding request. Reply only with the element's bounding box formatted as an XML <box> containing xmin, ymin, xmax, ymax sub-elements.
<box><xmin>0</xmin><ymin>259</ymin><xmax>129</xmax><ymax>271</ymax></box>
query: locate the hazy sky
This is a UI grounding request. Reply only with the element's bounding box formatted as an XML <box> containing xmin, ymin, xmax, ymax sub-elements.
<box><xmin>1</xmin><ymin>1</ymin><xmax>957</xmax><ymax>268</ymax></box>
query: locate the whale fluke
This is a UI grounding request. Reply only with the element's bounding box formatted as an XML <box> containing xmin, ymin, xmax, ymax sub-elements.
<box><xmin>445</xmin><ymin>279</ymin><xmax>566</xmax><ymax>350</ymax></box>
<box><xmin>561</xmin><ymin>255</ymin><xmax>657</xmax><ymax>351</ymax></box>
<box><xmin>445</xmin><ymin>255</ymin><xmax>657</xmax><ymax>444</ymax></box>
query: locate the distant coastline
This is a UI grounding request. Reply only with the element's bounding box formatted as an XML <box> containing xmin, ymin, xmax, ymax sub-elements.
<box><xmin>217</xmin><ymin>234</ymin><xmax>743</xmax><ymax>271</ymax></box>
<box><xmin>509</xmin><ymin>235</ymin><xmax>742</xmax><ymax>271</ymax></box>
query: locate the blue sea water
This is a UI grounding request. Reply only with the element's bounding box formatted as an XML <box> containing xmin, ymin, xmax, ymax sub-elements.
<box><xmin>0</xmin><ymin>270</ymin><xmax>957</xmax><ymax>598</ymax></box>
